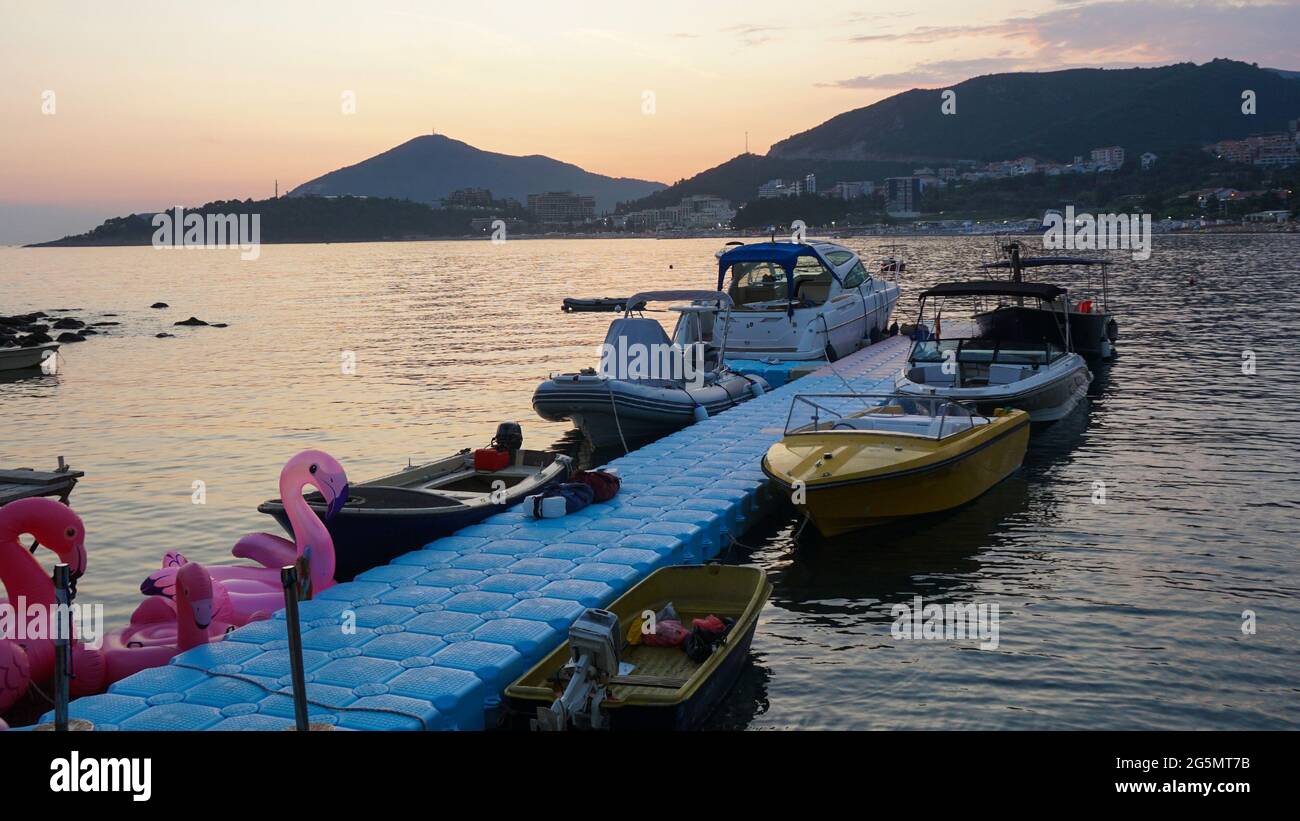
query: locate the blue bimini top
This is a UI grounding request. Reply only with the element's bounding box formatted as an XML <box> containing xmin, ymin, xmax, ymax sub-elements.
<box><xmin>716</xmin><ymin>242</ymin><xmax>836</xmax><ymax>314</ymax></box>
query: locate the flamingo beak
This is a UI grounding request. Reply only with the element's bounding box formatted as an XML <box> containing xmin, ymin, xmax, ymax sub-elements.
<box><xmin>192</xmin><ymin>598</ymin><xmax>213</xmax><ymax>630</ymax></box>
<box><xmin>325</xmin><ymin>482</ymin><xmax>349</xmax><ymax>521</ymax></box>
<box><xmin>72</xmin><ymin>541</ymin><xmax>88</xmax><ymax>579</ymax></box>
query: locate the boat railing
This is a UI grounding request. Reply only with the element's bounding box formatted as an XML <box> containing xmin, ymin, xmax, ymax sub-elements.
<box><xmin>784</xmin><ymin>393</ymin><xmax>987</xmax><ymax>440</ymax></box>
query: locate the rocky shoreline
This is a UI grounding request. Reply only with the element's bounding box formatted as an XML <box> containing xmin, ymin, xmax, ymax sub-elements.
<box><xmin>1</xmin><ymin>305</ymin><xmax>230</xmax><ymax>349</ymax></box>
<box><xmin>0</xmin><ymin>310</ymin><xmax>107</xmax><ymax>348</ymax></box>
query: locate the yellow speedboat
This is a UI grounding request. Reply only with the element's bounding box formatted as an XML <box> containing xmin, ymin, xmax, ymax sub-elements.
<box><xmin>762</xmin><ymin>394</ymin><xmax>1030</xmax><ymax>536</ymax></box>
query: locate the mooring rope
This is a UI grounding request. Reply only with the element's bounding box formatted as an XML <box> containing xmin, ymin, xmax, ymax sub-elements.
<box><xmin>604</xmin><ymin>378</ymin><xmax>631</xmax><ymax>455</ymax></box>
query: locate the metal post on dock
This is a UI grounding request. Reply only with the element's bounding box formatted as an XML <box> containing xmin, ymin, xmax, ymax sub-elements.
<box><xmin>52</xmin><ymin>563</ymin><xmax>72</xmax><ymax>731</ymax></box>
<box><xmin>280</xmin><ymin>565</ymin><xmax>310</xmax><ymax>731</ymax></box>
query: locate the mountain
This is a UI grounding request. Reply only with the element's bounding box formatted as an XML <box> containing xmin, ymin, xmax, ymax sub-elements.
<box><xmin>290</xmin><ymin>134</ymin><xmax>664</xmax><ymax>212</ymax></box>
<box><xmin>770</xmin><ymin>59</ymin><xmax>1300</xmax><ymax>163</ymax></box>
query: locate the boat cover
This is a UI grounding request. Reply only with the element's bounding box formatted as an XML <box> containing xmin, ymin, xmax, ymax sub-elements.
<box><xmin>920</xmin><ymin>281</ymin><xmax>1066</xmax><ymax>301</ymax></box>
<box><xmin>981</xmin><ymin>257</ymin><xmax>1107</xmax><ymax>268</ymax></box>
<box><xmin>604</xmin><ymin>318</ymin><xmax>672</xmax><ymax>350</ymax></box>
<box><xmin>715</xmin><ymin>242</ymin><xmax>837</xmax><ymax>313</ymax></box>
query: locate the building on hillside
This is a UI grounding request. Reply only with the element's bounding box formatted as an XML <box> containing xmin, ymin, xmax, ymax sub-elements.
<box><xmin>1180</xmin><ymin>187</ymin><xmax>1244</xmax><ymax>208</ymax></box>
<box><xmin>445</xmin><ymin>187</ymin><xmax>493</xmax><ymax>208</ymax></box>
<box><xmin>676</xmin><ymin>195</ymin><xmax>735</xmax><ymax>228</ymax></box>
<box><xmin>938</xmin><ymin>167</ymin><xmax>958</xmax><ymax>181</ymax></box>
<box><xmin>1253</xmin><ymin>134</ymin><xmax>1299</xmax><ymax>167</ymax></box>
<box><xmin>1010</xmin><ymin>157</ymin><xmax>1038</xmax><ymax>175</ymax></box>
<box><xmin>915</xmin><ymin>174</ymin><xmax>944</xmax><ymax>191</ymax></box>
<box><xmin>884</xmin><ymin>176</ymin><xmax>921</xmax><ymax>216</ymax></box>
<box><xmin>1208</xmin><ymin>134</ymin><xmax>1298</xmax><ymax>167</ymax></box>
<box><xmin>527</xmin><ymin>191</ymin><xmax>596</xmax><ymax>223</ymax></box>
<box><xmin>1210</xmin><ymin>139</ymin><xmax>1254</xmax><ymax>164</ymax></box>
<box><xmin>470</xmin><ymin>216</ymin><xmax>525</xmax><ymax>233</ymax></box>
<box><xmin>1090</xmin><ymin>146</ymin><xmax>1125</xmax><ymax>171</ymax></box>
<box><xmin>803</xmin><ymin>173</ymin><xmax>817</xmax><ymax>194</ymax></box>
<box><xmin>1140</xmin><ymin>152</ymin><xmax>1158</xmax><ymax>170</ymax></box>
<box><xmin>758</xmin><ymin>178</ymin><xmax>803</xmax><ymax>198</ymax></box>
<box><xmin>620</xmin><ymin>195</ymin><xmax>734</xmax><ymax>231</ymax></box>
<box><xmin>826</xmin><ymin>180</ymin><xmax>873</xmax><ymax>200</ymax></box>
<box><xmin>1245</xmin><ymin>209</ymin><xmax>1291</xmax><ymax>223</ymax></box>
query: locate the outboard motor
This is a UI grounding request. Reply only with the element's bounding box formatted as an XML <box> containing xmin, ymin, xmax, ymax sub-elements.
<box><xmin>533</xmin><ymin>608</ymin><xmax>622</xmax><ymax>731</ymax></box>
<box><xmin>475</xmin><ymin>422</ymin><xmax>523</xmax><ymax>472</ymax></box>
<box><xmin>491</xmin><ymin>421</ymin><xmax>523</xmax><ymax>455</ymax></box>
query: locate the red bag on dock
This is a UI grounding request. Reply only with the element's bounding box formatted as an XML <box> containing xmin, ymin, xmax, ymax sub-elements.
<box><xmin>572</xmin><ymin>469</ymin><xmax>621</xmax><ymax>502</ymax></box>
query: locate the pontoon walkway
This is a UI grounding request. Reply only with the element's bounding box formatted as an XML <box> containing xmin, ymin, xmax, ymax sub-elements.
<box><xmin>45</xmin><ymin>337</ymin><xmax>911</xmax><ymax>730</ymax></box>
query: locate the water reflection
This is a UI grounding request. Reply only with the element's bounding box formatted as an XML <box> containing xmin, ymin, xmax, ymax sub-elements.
<box><xmin>3</xmin><ymin>235</ymin><xmax>1298</xmax><ymax>729</ymax></box>
<box><xmin>700</xmin><ymin>654</ymin><xmax>772</xmax><ymax>730</ymax></box>
<box><xmin>768</xmin><ymin>474</ymin><xmax>1033</xmax><ymax>616</ymax></box>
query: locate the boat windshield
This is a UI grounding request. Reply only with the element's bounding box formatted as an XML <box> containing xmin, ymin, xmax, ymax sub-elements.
<box><xmin>784</xmin><ymin>394</ymin><xmax>988</xmax><ymax>439</ymax></box>
<box><xmin>729</xmin><ymin>256</ymin><xmax>833</xmax><ymax>309</ymax></box>
<box><xmin>909</xmin><ymin>337</ymin><xmax>1065</xmax><ymax>366</ymax></box>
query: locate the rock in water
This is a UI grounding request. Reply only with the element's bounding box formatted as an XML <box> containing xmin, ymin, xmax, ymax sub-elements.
<box><xmin>150</xmin><ymin>302</ymin><xmax>169</xmax><ymax>309</ymax></box>
<box><xmin>155</xmin><ymin>332</ymin><xmax>174</xmax><ymax>338</ymax></box>
<box><xmin>52</xmin><ymin>317</ymin><xmax>86</xmax><ymax>329</ymax></box>
<box><xmin>211</xmin><ymin>323</ymin><xmax>229</xmax><ymax>328</ymax></box>
<box><xmin>56</xmin><ymin>332</ymin><xmax>85</xmax><ymax>343</ymax></box>
<box><xmin>174</xmin><ymin>316</ymin><xmax>209</xmax><ymax>326</ymax></box>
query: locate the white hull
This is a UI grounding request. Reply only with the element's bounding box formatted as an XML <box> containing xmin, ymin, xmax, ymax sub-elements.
<box><xmin>898</xmin><ymin>354</ymin><xmax>1092</xmax><ymax>423</ymax></box>
<box><xmin>722</xmin><ymin>280</ymin><xmax>900</xmax><ymax>361</ymax></box>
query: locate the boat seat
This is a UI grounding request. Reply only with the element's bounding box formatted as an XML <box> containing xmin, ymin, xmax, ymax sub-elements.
<box><xmin>732</xmin><ymin>283</ymin><xmax>782</xmax><ymax>305</ymax></box>
<box><xmin>832</xmin><ymin>410</ymin><xmax>992</xmax><ymax>438</ymax></box>
<box><xmin>987</xmin><ymin>363</ymin><xmax>1033</xmax><ymax>385</ymax></box>
<box><xmin>831</xmin><ymin>415</ymin><xmax>935</xmax><ymax>435</ymax></box>
<box><xmin>604</xmin><ymin>317</ymin><xmax>672</xmax><ymax>350</ymax></box>
<box><xmin>795</xmin><ymin>279</ymin><xmax>831</xmax><ymax>305</ymax></box>
<box><xmin>907</xmin><ymin>364</ymin><xmax>956</xmax><ymax>387</ymax></box>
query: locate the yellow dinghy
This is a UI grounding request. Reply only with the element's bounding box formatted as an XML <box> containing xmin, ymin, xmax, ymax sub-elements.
<box><xmin>762</xmin><ymin>394</ymin><xmax>1029</xmax><ymax>537</ymax></box>
<box><xmin>504</xmin><ymin>565</ymin><xmax>770</xmax><ymax>730</ymax></box>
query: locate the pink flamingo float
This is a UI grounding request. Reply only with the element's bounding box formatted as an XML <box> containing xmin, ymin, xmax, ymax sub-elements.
<box><xmin>139</xmin><ymin>450</ymin><xmax>349</xmax><ymax>627</ymax></box>
<box><xmin>0</xmin><ymin>498</ymin><xmax>106</xmax><ymax>712</ymax></box>
<box><xmin>100</xmin><ymin>561</ymin><xmax>234</xmax><ymax>685</ymax></box>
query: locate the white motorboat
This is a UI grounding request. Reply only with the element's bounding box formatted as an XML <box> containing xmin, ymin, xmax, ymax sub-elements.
<box><xmin>896</xmin><ymin>281</ymin><xmax>1092</xmax><ymax>424</ymax></box>
<box><xmin>0</xmin><ymin>342</ymin><xmax>58</xmax><ymax>372</ymax></box>
<box><xmin>714</xmin><ymin>241</ymin><xmax>900</xmax><ymax>362</ymax></box>
<box><xmin>533</xmin><ymin>291</ymin><xmax>769</xmax><ymax>450</ymax></box>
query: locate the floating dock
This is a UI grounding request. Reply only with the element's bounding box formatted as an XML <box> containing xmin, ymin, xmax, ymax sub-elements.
<box><xmin>45</xmin><ymin>336</ymin><xmax>911</xmax><ymax>731</ymax></box>
<box><xmin>0</xmin><ymin>461</ymin><xmax>83</xmax><ymax>506</ymax></box>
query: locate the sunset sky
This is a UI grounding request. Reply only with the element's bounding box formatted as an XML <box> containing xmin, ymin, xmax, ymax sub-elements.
<box><xmin>1</xmin><ymin>0</ymin><xmax>1297</xmax><ymax>242</ymax></box>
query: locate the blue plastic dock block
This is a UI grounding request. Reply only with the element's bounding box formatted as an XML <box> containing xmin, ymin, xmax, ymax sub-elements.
<box><xmin>54</xmin><ymin>337</ymin><xmax>912</xmax><ymax>731</ymax></box>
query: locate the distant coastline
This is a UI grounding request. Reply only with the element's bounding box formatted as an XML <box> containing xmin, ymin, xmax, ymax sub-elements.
<box><xmin>26</xmin><ymin>222</ymin><xmax>1295</xmax><ymax>249</ymax></box>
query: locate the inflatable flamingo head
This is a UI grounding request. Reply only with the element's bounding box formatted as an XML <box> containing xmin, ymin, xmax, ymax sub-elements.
<box><xmin>287</xmin><ymin>449</ymin><xmax>349</xmax><ymax>520</ymax></box>
<box><xmin>0</xmin><ymin>497</ymin><xmax>87</xmax><ymax>579</ymax></box>
<box><xmin>175</xmin><ymin>562</ymin><xmax>217</xmax><ymax>630</ymax></box>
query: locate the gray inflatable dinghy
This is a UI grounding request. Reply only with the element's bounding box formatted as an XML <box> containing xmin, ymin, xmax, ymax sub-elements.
<box><xmin>533</xmin><ymin>290</ymin><xmax>768</xmax><ymax>450</ymax></box>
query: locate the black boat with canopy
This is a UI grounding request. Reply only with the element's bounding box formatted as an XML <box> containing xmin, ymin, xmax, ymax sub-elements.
<box><xmin>975</xmin><ymin>241</ymin><xmax>1118</xmax><ymax>359</ymax></box>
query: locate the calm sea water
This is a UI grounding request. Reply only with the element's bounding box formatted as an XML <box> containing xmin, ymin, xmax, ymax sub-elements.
<box><xmin>2</xmin><ymin>235</ymin><xmax>1297</xmax><ymax>729</ymax></box>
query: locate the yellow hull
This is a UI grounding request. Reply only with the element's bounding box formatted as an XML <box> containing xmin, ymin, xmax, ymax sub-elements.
<box><xmin>762</xmin><ymin>410</ymin><xmax>1030</xmax><ymax>537</ymax></box>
